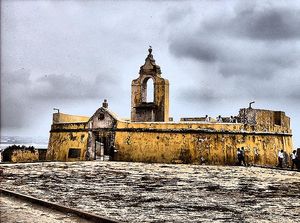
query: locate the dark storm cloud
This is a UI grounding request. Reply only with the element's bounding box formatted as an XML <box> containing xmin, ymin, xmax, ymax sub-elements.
<box><xmin>168</xmin><ymin>4</ymin><xmax>300</xmax><ymax>81</ymax></box>
<box><xmin>169</xmin><ymin>35</ymin><xmax>292</xmax><ymax>80</ymax></box>
<box><xmin>32</xmin><ymin>73</ymin><xmax>117</xmax><ymax>100</ymax></box>
<box><xmin>202</xmin><ymin>7</ymin><xmax>300</xmax><ymax>41</ymax></box>
<box><xmin>218</xmin><ymin>59</ymin><xmax>282</xmax><ymax>79</ymax></box>
<box><xmin>179</xmin><ymin>86</ymin><xmax>219</xmax><ymax>101</ymax></box>
<box><xmin>169</xmin><ymin>38</ymin><xmax>218</xmax><ymax>62</ymax></box>
<box><xmin>1</xmin><ymin>69</ymin><xmax>118</xmax><ymax>129</ymax></box>
<box><xmin>234</xmin><ymin>8</ymin><xmax>300</xmax><ymax>40</ymax></box>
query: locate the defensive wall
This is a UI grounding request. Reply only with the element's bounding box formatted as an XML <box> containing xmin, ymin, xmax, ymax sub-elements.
<box><xmin>114</xmin><ymin>116</ymin><xmax>292</xmax><ymax>165</ymax></box>
<box><xmin>46</xmin><ymin>48</ymin><xmax>293</xmax><ymax>166</ymax></box>
<box><xmin>47</xmin><ymin>108</ymin><xmax>293</xmax><ymax>166</ymax></box>
<box><xmin>47</xmin><ymin>121</ymin><xmax>89</xmax><ymax>161</ymax></box>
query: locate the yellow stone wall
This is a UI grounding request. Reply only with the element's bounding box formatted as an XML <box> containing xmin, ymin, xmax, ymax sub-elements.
<box><xmin>46</xmin><ymin>122</ymin><xmax>88</xmax><ymax>161</ymax></box>
<box><xmin>53</xmin><ymin>113</ymin><xmax>89</xmax><ymax>124</ymax></box>
<box><xmin>239</xmin><ymin>108</ymin><xmax>291</xmax><ymax>133</ymax></box>
<box><xmin>11</xmin><ymin>150</ymin><xmax>39</xmax><ymax>163</ymax></box>
<box><xmin>114</xmin><ymin>121</ymin><xmax>293</xmax><ymax>166</ymax></box>
<box><xmin>47</xmin><ymin>109</ymin><xmax>293</xmax><ymax>166</ymax></box>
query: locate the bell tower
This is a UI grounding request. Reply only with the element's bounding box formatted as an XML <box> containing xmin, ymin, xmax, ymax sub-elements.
<box><xmin>131</xmin><ymin>47</ymin><xmax>169</xmax><ymax>122</ymax></box>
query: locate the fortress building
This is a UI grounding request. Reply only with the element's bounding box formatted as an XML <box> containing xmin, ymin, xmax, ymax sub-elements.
<box><xmin>47</xmin><ymin>48</ymin><xmax>293</xmax><ymax>166</ymax></box>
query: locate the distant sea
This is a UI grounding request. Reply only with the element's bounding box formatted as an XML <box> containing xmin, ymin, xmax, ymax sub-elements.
<box><xmin>0</xmin><ymin>136</ymin><xmax>48</xmax><ymax>152</ymax></box>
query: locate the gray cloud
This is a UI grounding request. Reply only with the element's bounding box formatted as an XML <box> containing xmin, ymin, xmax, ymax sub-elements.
<box><xmin>169</xmin><ymin>35</ymin><xmax>299</xmax><ymax>80</ymax></box>
<box><xmin>166</xmin><ymin>6</ymin><xmax>192</xmax><ymax>24</ymax></box>
<box><xmin>32</xmin><ymin>73</ymin><xmax>117</xmax><ymax>100</ymax></box>
<box><xmin>1</xmin><ymin>0</ymin><xmax>300</xmax><ymax>147</ymax></box>
<box><xmin>1</xmin><ymin>69</ymin><xmax>33</xmax><ymax>129</ymax></box>
<box><xmin>168</xmin><ymin>4</ymin><xmax>300</xmax><ymax>83</ymax></box>
<box><xmin>169</xmin><ymin>38</ymin><xmax>218</xmax><ymax>62</ymax></box>
<box><xmin>235</xmin><ymin>8</ymin><xmax>300</xmax><ymax>40</ymax></box>
<box><xmin>179</xmin><ymin>85</ymin><xmax>219</xmax><ymax>102</ymax></box>
<box><xmin>218</xmin><ymin>61</ymin><xmax>274</xmax><ymax>79</ymax></box>
<box><xmin>202</xmin><ymin>6</ymin><xmax>300</xmax><ymax>41</ymax></box>
<box><xmin>1</xmin><ymin>69</ymin><xmax>118</xmax><ymax>130</ymax></box>
<box><xmin>167</xmin><ymin>3</ymin><xmax>300</xmax><ymax>119</ymax></box>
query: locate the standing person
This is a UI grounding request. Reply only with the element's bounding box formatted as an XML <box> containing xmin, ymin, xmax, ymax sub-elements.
<box><xmin>216</xmin><ymin>115</ymin><xmax>222</xmax><ymax>123</ymax></box>
<box><xmin>237</xmin><ymin>148</ymin><xmax>242</xmax><ymax>165</ymax></box>
<box><xmin>109</xmin><ymin>145</ymin><xmax>116</xmax><ymax>161</ymax></box>
<box><xmin>291</xmin><ymin>150</ymin><xmax>297</xmax><ymax>170</ymax></box>
<box><xmin>241</xmin><ymin>147</ymin><xmax>246</xmax><ymax>166</ymax></box>
<box><xmin>277</xmin><ymin>149</ymin><xmax>284</xmax><ymax>168</ymax></box>
<box><xmin>205</xmin><ymin>115</ymin><xmax>210</xmax><ymax>122</ymax></box>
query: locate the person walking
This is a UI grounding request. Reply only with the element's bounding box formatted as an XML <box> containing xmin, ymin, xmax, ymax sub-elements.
<box><xmin>216</xmin><ymin>115</ymin><xmax>222</xmax><ymax>123</ymax></box>
<box><xmin>237</xmin><ymin>148</ymin><xmax>242</xmax><ymax>165</ymax></box>
<box><xmin>205</xmin><ymin>115</ymin><xmax>210</xmax><ymax>122</ymax></box>
<box><xmin>277</xmin><ymin>150</ymin><xmax>284</xmax><ymax>168</ymax></box>
<box><xmin>291</xmin><ymin>150</ymin><xmax>297</xmax><ymax>170</ymax></box>
<box><xmin>241</xmin><ymin>147</ymin><xmax>246</xmax><ymax>166</ymax></box>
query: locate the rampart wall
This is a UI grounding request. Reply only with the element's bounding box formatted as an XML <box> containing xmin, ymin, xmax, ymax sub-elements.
<box><xmin>114</xmin><ymin>121</ymin><xmax>292</xmax><ymax>165</ymax></box>
<box><xmin>46</xmin><ymin>122</ymin><xmax>88</xmax><ymax>161</ymax></box>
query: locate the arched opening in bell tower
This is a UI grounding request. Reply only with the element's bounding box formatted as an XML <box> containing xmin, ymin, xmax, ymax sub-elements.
<box><xmin>146</xmin><ymin>78</ymin><xmax>154</xmax><ymax>102</ymax></box>
<box><xmin>131</xmin><ymin>47</ymin><xmax>169</xmax><ymax>122</ymax></box>
<box><xmin>141</xmin><ymin>77</ymin><xmax>154</xmax><ymax>103</ymax></box>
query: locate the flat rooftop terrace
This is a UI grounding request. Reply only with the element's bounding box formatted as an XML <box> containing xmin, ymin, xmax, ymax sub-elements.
<box><xmin>0</xmin><ymin>162</ymin><xmax>299</xmax><ymax>222</ymax></box>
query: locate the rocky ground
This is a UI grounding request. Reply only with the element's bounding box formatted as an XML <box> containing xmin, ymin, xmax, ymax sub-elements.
<box><xmin>0</xmin><ymin>195</ymin><xmax>92</xmax><ymax>223</ymax></box>
<box><xmin>0</xmin><ymin>161</ymin><xmax>299</xmax><ymax>223</ymax></box>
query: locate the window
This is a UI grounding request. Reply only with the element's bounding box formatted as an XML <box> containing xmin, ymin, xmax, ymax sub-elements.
<box><xmin>141</xmin><ymin>77</ymin><xmax>154</xmax><ymax>102</ymax></box>
<box><xmin>274</xmin><ymin>111</ymin><xmax>282</xmax><ymax>126</ymax></box>
<box><xmin>98</xmin><ymin>112</ymin><xmax>105</xmax><ymax>120</ymax></box>
<box><xmin>146</xmin><ymin>78</ymin><xmax>154</xmax><ymax>102</ymax></box>
<box><xmin>68</xmin><ymin>148</ymin><xmax>81</xmax><ymax>158</ymax></box>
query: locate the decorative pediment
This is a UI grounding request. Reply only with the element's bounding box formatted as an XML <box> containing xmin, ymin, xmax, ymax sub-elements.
<box><xmin>139</xmin><ymin>47</ymin><xmax>161</xmax><ymax>75</ymax></box>
<box><xmin>88</xmin><ymin>107</ymin><xmax>119</xmax><ymax>129</ymax></box>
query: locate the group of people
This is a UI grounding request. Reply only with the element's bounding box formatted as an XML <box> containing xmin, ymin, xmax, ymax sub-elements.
<box><xmin>237</xmin><ymin>147</ymin><xmax>299</xmax><ymax>170</ymax></box>
<box><xmin>216</xmin><ymin>115</ymin><xmax>236</xmax><ymax>123</ymax></box>
<box><xmin>204</xmin><ymin>115</ymin><xmax>237</xmax><ymax>123</ymax></box>
<box><xmin>278</xmin><ymin>149</ymin><xmax>299</xmax><ymax>170</ymax></box>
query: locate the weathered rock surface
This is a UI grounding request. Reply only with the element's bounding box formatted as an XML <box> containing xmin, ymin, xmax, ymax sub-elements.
<box><xmin>0</xmin><ymin>195</ymin><xmax>93</xmax><ymax>223</ymax></box>
<box><xmin>0</xmin><ymin>161</ymin><xmax>299</xmax><ymax>222</ymax></box>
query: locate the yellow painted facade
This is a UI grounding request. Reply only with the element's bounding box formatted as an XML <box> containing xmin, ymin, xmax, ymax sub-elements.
<box><xmin>47</xmin><ymin>111</ymin><xmax>292</xmax><ymax>166</ymax></box>
<box><xmin>47</xmin><ymin>48</ymin><xmax>293</xmax><ymax>166</ymax></box>
<box><xmin>11</xmin><ymin>150</ymin><xmax>39</xmax><ymax>163</ymax></box>
<box><xmin>114</xmin><ymin>121</ymin><xmax>292</xmax><ymax>165</ymax></box>
<box><xmin>46</xmin><ymin>120</ymin><xmax>88</xmax><ymax>161</ymax></box>
<box><xmin>53</xmin><ymin>112</ymin><xmax>89</xmax><ymax>124</ymax></box>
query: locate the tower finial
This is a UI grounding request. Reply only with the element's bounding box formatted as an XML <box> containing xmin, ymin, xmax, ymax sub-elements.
<box><xmin>148</xmin><ymin>45</ymin><xmax>152</xmax><ymax>54</ymax></box>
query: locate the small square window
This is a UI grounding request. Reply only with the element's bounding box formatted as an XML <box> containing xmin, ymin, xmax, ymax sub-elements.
<box><xmin>68</xmin><ymin>148</ymin><xmax>81</xmax><ymax>158</ymax></box>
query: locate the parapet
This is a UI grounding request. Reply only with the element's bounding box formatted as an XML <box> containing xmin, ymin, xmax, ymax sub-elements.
<box><xmin>52</xmin><ymin>112</ymin><xmax>90</xmax><ymax>124</ymax></box>
<box><xmin>239</xmin><ymin>108</ymin><xmax>291</xmax><ymax>133</ymax></box>
<box><xmin>178</xmin><ymin>108</ymin><xmax>291</xmax><ymax>134</ymax></box>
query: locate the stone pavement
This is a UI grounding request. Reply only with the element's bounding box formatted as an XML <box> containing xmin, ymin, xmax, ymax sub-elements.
<box><xmin>0</xmin><ymin>161</ymin><xmax>299</xmax><ymax>222</ymax></box>
<box><xmin>0</xmin><ymin>194</ymin><xmax>92</xmax><ymax>223</ymax></box>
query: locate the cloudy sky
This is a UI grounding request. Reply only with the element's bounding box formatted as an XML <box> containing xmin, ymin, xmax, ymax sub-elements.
<box><xmin>1</xmin><ymin>0</ymin><xmax>300</xmax><ymax>147</ymax></box>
